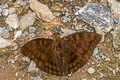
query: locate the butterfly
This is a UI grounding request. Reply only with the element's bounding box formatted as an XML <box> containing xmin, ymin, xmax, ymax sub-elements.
<box><xmin>21</xmin><ymin>32</ymin><xmax>102</xmax><ymax>76</ymax></box>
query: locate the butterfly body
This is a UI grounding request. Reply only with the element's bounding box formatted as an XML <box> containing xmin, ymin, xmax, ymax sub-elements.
<box><xmin>21</xmin><ymin>32</ymin><xmax>102</xmax><ymax>76</ymax></box>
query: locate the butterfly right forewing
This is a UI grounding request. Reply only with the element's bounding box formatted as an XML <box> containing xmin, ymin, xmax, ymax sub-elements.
<box><xmin>62</xmin><ymin>32</ymin><xmax>102</xmax><ymax>74</ymax></box>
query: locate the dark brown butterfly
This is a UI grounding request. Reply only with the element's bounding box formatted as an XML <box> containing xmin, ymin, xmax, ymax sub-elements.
<box><xmin>21</xmin><ymin>32</ymin><xmax>102</xmax><ymax>76</ymax></box>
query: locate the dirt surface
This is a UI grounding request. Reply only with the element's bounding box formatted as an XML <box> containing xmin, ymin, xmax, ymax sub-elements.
<box><xmin>0</xmin><ymin>0</ymin><xmax>120</xmax><ymax>80</ymax></box>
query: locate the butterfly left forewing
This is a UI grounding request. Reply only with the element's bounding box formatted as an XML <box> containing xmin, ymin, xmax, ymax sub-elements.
<box><xmin>21</xmin><ymin>38</ymin><xmax>63</xmax><ymax>75</ymax></box>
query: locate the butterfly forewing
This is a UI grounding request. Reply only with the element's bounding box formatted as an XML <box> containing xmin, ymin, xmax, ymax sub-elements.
<box><xmin>61</xmin><ymin>32</ymin><xmax>102</xmax><ymax>74</ymax></box>
<box><xmin>21</xmin><ymin>32</ymin><xmax>102</xmax><ymax>76</ymax></box>
<box><xmin>21</xmin><ymin>38</ymin><xmax>64</xmax><ymax>75</ymax></box>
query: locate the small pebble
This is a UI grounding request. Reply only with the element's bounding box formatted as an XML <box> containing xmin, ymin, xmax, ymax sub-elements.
<box><xmin>53</xmin><ymin>25</ymin><xmax>61</xmax><ymax>33</ymax></box>
<box><xmin>31</xmin><ymin>76</ymin><xmax>43</xmax><ymax>80</ymax></box>
<box><xmin>22</xmin><ymin>57</ymin><xmax>30</xmax><ymax>62</ymax></box>
<box><xmin>45</xmin><ymin>31</ymin><xmax>52</xmax><ymax>36</ymax></box>
<box><xmin>105</xmin><ymin>58</ymin><xmax>110</xmax><ymax>61</ymax></box>
<box><xmin>0</xmin><ymin>66</ymin><xmax>5</xmax><ymax>70</ymax></box>
<box><xmin>95</xmin><ymin>55</ymin><xmax>101</xmax><ymax>61</ymax></box>
<box><xmin>99</xmin><ymin>72</ymin><xmax>105</xmax><ymax>77</ymax></box>
<box><xmin>74</xmin><ymin>25</ymin><xmax>83</xmax><ymax>30</ymax></box>
<box><xmin>2</xmin><ymin>8</ymin><xmax>8</xmax><ymax>16</ymax></box>
<box><xmin>112</xmin><ymin>70</ymin><xmax>116</xmax><ymax>75</ymax></box>
<box><xmin>100</xmin><ymin>53</ymin><xmax>106</xmax><ymax>59</ymax></box>
<box><xmin>114</xmin><ymin>18</ymin><xmax>120</xmax><ymax>24</ymax></box>
<box><xmin>29</xmin><ymin>33</ymin><xmax>36</xmax><ymax>37</ymax></box>
<box><xmin>61</xmin><ymin>15</ymin><xmax>71</xmax><ymax>23</ymax></box>
<box><xmin>92</xmin><ymin>78</ymin><xmax>96</xmax><ymax>80</ymax></box>
<box><xmin>13</xmin><ymin>45</ymin><xmax>19</xmax><ymax>50</ymax></box>
<box><xmin>29</xmin><ymin>26</ymin><xmax>36</xmax><ymax>34</ymax></box>
<box><xmin>0</xmin><ymin>7</ymin><xmax>2</xmax><ymax>15</ymax></box>
<box><xmin>15</xmin><ymin>72</ymin><xmax>18</xmax><ymax>76</ymax></box>
<box><xmin>87</xmin><ymin>67</ymin><xmax>95</xmax><ymax>74</ymax></box>
<box><xmin>14</xmin><ymin>30</ymin><xmax>22</xmax><ymax>40</ymax></box>
<box><xmin>8</xmin><ymin>59</ymin><xmax>15</xmax><ymax>63</ymax></box>
<box><xmin>92</xmin><ymin>48</ymin><xmax>98</xmax><ymax>56</ymax></box>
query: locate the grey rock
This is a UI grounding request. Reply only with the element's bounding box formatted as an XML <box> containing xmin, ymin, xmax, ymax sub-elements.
<box><xmin>0</xmin><ymin>27</ymin><xmax>10</xmax><ymax>38</ymax></box>
<box><xmin>29</xmin><ymin>26</ymin><xmax>36</xmax><ymax>34</ymax></box>
<box><xmin>24</xmin><ymin>0</ymin><xmax>30</xmax><ymax>4</ymax></box>
<box><xmin>75</xmin><ymin>3</ymin><xmax>114</xmax><ymax>32</ymax></box>
<box><xmin>61</xmin><ymin>14</ymin><xmax>71</xmax><ymax>23</ymax></box>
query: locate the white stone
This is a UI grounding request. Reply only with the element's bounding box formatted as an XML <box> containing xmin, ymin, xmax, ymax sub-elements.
<box><xmin>8</xmin><ymin>7</ymin><xmax>15</xmax><ymax>14</ymax></box>
<box><xmin>105</xmin><ymin>58</ymin><xmax>110</xmax><ymax>61</ymax></box>
<box><xmin>87</xmin><ymin>67</ymin><xmax>95</xmax><ymax>74</ymax></box>
<box><xmin>0</xmin><ymin>8</ymin><xmax>2</xmax><ymax>14</ymax></box>
<box><xmin>22</xmin><ymin>57</ymin><xmax>30</xmax><ymax>62</ymax></box>
<box><xmin>61</xmin><ymin>28</ymin><xmax>76</xmax><ymax>37</ymax></box>
<box><xmin>2</xmin><ymin>8</ymin><xmax>8</xmax><ymax>16</ymax></box>
<box><xmin>92</xmin><ymin>48</ymin><xmax>98</xmax><ymax>56</ymax></box>
<box><xmin>31</xmin><ymin>76</ymin><xmax>43</xmax><ymax>80</ymax></box>
<box><xmin>28</xmin><ymin>61</ymin><xmax>38</xmax><ymax>72</ymax></box>
<box><xmin>8</xmin><ymin>59</ymin><xmax>15</xmax><ymax>63</ymax></box>
<box><xmin>14</xmin><ymin>30</ymin><xmax>22</xmax><ymax>40</ymax></box>
<box><xmin>6</xmin><ymin>14</ymin><xmax>19</xmax><ymax>29</ymax></box>
<box><xmin>15</xmin><ymin>72</ymin><xmax>18</xmax><ymax>76</ymax></box>
<box><xmin>30</xmin><ymin>0</ymin><xmax>55</xmax><ymax>22</ymax></box>
<box><xmin>0</xmin><ymin>37</ymin><xmax>16</xmax><ymax>48</ymax></box>
<box><xmin>20</xmin><ymin>12</ymin><xmax>36</xmax><ymax>30</ymax></box>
